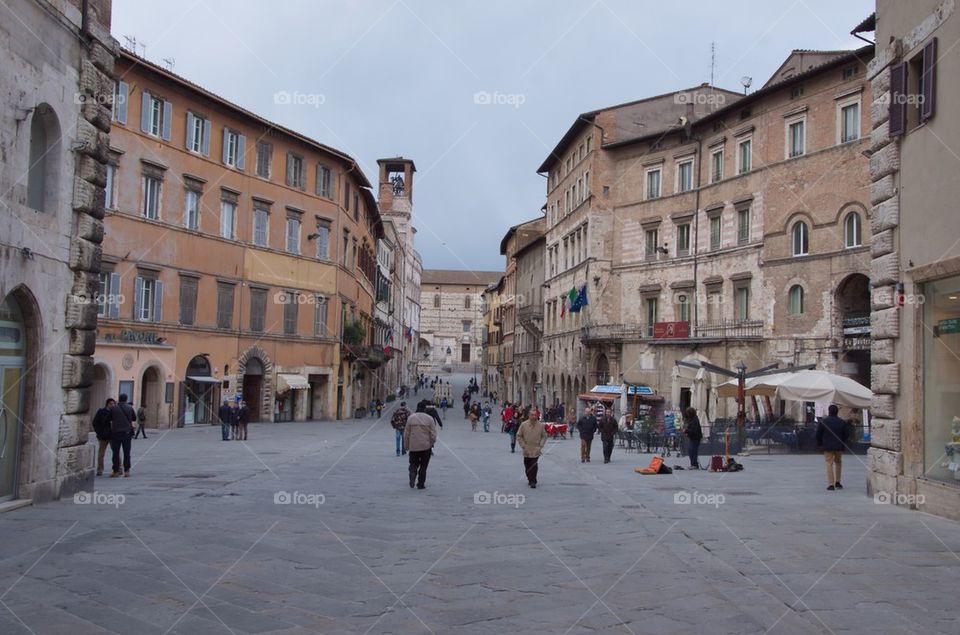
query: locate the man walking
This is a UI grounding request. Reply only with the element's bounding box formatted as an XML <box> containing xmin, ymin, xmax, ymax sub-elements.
<box><xmin>404</xmin><ymin>402</ymin><xmax>438</xmax><ymax>489</ymax></box>
<box><xmin>597</xmin><ymin>406</ymin><xmax>618</xmax><ymax>464</ymax></box>
<box><xmin>134</xmin><ymin>403</ymin><xmax>148</xmax><ymax>439</ymax></box>
<box><xmin>816</xmin><ymin>404</ymin><xmax>850</xmax><ymax>490</ymax></box>
<box><xmin>218</xmin><ymin>399</ymin><xmax>232</xmax><ymax>441</ymax></box>
<box><xmin>391</xmin><ymin>401</ymin><xmax>410</xmax><ymax>456</ymax></box>
<box><xmin>109</xmin><ymin>394</ymin><xmax>136</xmax><ymax>477</ymax></box>
<box><xmin>516</xmin><ymin>409</ymin><xmax>547</xmax><ymax>488</ymax></box>
<box><xmin>577</xmin><ymin>406</ymin><xmax>598</xmax><ymax>463</ymax></box>
<box><xmin>683</xmin><ymin>407</ymin><xmax>703</xmax><ymax>469</ymax></box>
<box><xmin>92</xmin><ymin>398</ymin><xmax>115</xmax><ymax>476</ymax></box>
<box><xmin>237</xmin><ymin>400</ymin><xmax>250</xmax><ymax>441</ymax></box>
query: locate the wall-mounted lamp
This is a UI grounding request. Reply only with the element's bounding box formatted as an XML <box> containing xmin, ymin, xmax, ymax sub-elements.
<box><xmin>593</xmin><ymin>276</ymin><xmax>601</xmax><ymax>287</ymax></box>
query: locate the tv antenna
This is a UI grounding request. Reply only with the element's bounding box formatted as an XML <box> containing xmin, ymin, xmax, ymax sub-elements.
<box><xmin>740</xmin><ymin>76</ymin><xmax>753</xmax><ymax>95</ymax></box>
<box><xmin>710</xmin><ymin>41</ymin><xmax>716</xmax><ymax>87</ymax></box>
<box><xmin>163</xmin><ymin>57</ymin><xmax>176</xmax><ymax>71</ymax></box>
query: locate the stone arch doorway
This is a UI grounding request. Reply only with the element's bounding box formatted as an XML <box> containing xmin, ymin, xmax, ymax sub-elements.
<box><xmin>836</xmin><ymin>273</ymin><xmax>871</xmax><ymax>387</ymax></box>
<box><xmin>242</xmin><ymin>358</ymin><xmax>264</xmax><ymax>423</ymax></box>
<box><xmin>139</xmin><ymin>365</ymin><xmax>163</xmax><ymax>428</ymax></box>
<box><xmin>237</xmin><ymin>346</ymin><xmax>274</xmax><ymax>423</ymax></box>
<box><xmin>595</xmin><ymin>354</ymin><xmax>610</xmax><ymax>385</ymax></box>
<box><xmin>0</xmin><ymin>288</ymin><xmax>40</xmax><ymax>501</ymax></box>
<box><xmin>91</xmin><ymin>362</ymin><xmax>114</xmax><ymax>413</ymax></box>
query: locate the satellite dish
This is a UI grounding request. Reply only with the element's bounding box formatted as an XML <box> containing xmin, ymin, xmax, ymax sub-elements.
<box><xmin>740</xmin><ymin>76</ymin><xmax>753</xmax><ymax>94</ymax></box>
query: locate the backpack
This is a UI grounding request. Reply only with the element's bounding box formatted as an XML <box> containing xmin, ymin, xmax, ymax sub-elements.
<box><xmin>390</xmin><ymin>408</ymin><xmax>408</xmax><ymax>431</ymax></box>
<box><xmin>709</xmin><ymin>455</ymin><xmax>725</xmax><ymax>472</ymax></box>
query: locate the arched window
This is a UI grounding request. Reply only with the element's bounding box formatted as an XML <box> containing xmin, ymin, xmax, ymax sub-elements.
<box><xmin>791</xmin><ymin>221</ymin><xmax>809</xmax><ymax>256</ymax></box>
<box><xmin>27</xmin><ymin>103</ymin><xmax>61</xmax><ymax>212</ymax></box>
<box><xmin>844</xmin><ymin>212</ymin><xmax>862</xmax><ymax>248</ymax></box>
<box><xmin>433</xmin><ymin>294</ymin><xmax>440</xmax><ymax>308</ymax></box>
<box><xmin>788</xmin><ymin>285</ymin><xmax>804</xmax><ymax>315</ymax></box>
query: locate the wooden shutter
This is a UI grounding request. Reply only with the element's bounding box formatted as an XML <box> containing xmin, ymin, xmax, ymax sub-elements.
<box><xmin>921</xmin><ymin>38</ymin><xmax>937</xmax><ymax>123</ymax></box>
<box><xmin>201</xmin><ymin>119</ymin><xmax>211</xmax><ymax>156</ymax></box>
<box><xmin>222</xmin><ymin>128</ymin><xmax>230</xmax><ymax>164</ymax></box>
<box><xmin>108</xmin><ymin>272</ymin><xmax>121</xmax><ymax>318</ymax></box>
<box><xmin>889</xmin><ymin>62</ymin><xmax>908</xmax><ymax>136</ymax></box>
<box><xmin>161</xmin><ymin>101</ymin><xmax>172</xmax><ymax>140</ymax></box>
<box><xmin>236</xmin><ymin>135</ymin><xmax>246</xmax><ymax>170</ymax></box>
<box><xmin>185</xmin><ymin>112</ymin><xmax>195</xmax><ymax>150</ymax></box>
<box><xmin>140</xmin><ymin>90</ymin><xmax>151</xmax><ymax>132</ymax></box>
<box><xmin>133</xmin><ymin>276</ymin><xmax>143</xmax><ymax>320</ymax></box>
<box><xmin>153</xmin><ymin>280</ymin><xmax>164</xmax><ymax>322</ymax></box>
<box><xmin>116</xmin><ymin>81</ymin><xmax>129</xmax><ymax>124</ymax></box>
<box><xmin>285</xmin><ymin>152</ymin><xmax>294</xmax><ymax>186</ymax></box>
<box><xmin>316</xmin><ymin>164</ymin><xmax>323</xmax><ymax>195</ymax></box>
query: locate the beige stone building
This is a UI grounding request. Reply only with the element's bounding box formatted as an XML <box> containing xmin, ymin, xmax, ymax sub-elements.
<box><xmin>419</xmin><ymin>270</ymin><xmax>500</xmax><ymax>376</ymax></box>
<box><xmin>540</xmin><ymin>45</ymin><xmax>873</xmax><ymax>423</ymax></box>
<box><xmin>481</xmin><ymin>278</ymin><xmax>504</xmax><ymax>398</ymax></box>
<box><xmin>510</xmin><ymin>224</ymin><xmax>545</xmax><ymax>408</ymax></box>
<box><xmin>498</xmin><ymin>218</ymin><xmax>544</xmax><ymax>402</ymax></box>
<box><xmin>862</xmin><ymin>0</ymin><xmax>960</xmax><ymax>520</ymax></box>
<box><xmin>0</xmin><ymin>0</ymin><xmax>116</xmax><ymax>504</ymax></box>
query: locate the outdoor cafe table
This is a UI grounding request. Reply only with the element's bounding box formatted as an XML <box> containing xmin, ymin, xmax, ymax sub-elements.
<box><xmin>544</xmin><ymin>422</ymin><xmax>568</xmax><ymax>438</ymax></box>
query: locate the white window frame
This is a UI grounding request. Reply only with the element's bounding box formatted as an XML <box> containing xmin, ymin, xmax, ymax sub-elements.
<box><xmin>675</xmin><ymin>159</ymin><xmax>693</xmax><ymax>193</ymax></box>
<box><xmin>137</xmin><ymin>277</ymin><xmax>156</xmax><ymax>322</ymax></box>
<box><xmin>791</xmin><ymin>221</ymin><xmax>809</xmax><ymax>257</ymax></box>
<box><xmin>224</xmin><ymin>129</ymin><xmax>239</xmax><ymax>167</ymax></box>
<box><xmin>142</xmin><ymin>175</ymin><xmax>161</xmax><ymax>220</ymax></box>
<box><xmin>644</xmin><ymin>227</ymin><xmax>659</xmax><ymax>260</ymax></box>
<box><xmin>785</xmin><ymin>114</ymin><xmax>806</xmax><ymax>159</ymax></box>
<box><xmin>315</xmin><ymin>224</ymin><xmax>330</xmax><ymax>260</ymax></box>
<box><xmin>736</xmin><ymin>136</ymin><xmax>752</xmax><ymax>174</ymax></box>
<box><xmin>788</xmin><ymin>285</ymin><xmax>804</xmax><ymax>315</ymax></box>
<box><xmin>709</xmin><ymin>214</ymin><xmax>722</xmax><ymax>250</ymax></box>
<box><xmin>188</xmin><ymin>114</ymin><xmax>205</xmax><ymax>154</ymax></box>
<box><xmin>105</xmin><ymin>163</ymin><xmax>117</xmax><ymax>209</ymax></box>
<box><xmin>844</xmin><ymin>211</ymin><xmax>862</xmax><ymax>248</ymax></box>
<box><xmin>735</xmin><ymin>285</ymin><xmax>750</xmax><ymax>321</ymax></box>
<box><xmin>286</xmin><ymin>217</ymin><xmax>301</xmax><ymax>254</ymax></box>
<box><xmin>836</xmin><ymin>94</ymin><xmax>861</xmax><ymax>144</ymax></box>
<box><xmin>184</xmin><ymin>189</ymin><xmax>200</xmax><ymax>230</ymax></box>
<box><xmin>149</xmin><ymin>97</ymin><xmax>163</xmax><ymax>137</ymax></box>
<box><xmin>644</xmin><ymin>167</ymin><xmax>662</xmax><ymax>200</ymax></box>
<box><xmin>676</xmin><ymin>223</ymin><xmax>691</xmax><ymax>256</ymax></box>
<box><xmin>253</xmin><ymin>209</ymin><xmax>269</xmax><ymax>247</ymax></box>
<box><xmin>220</xmin><ymin>200</ymin><xmax>236</xmax><ymax>239</ymax></box>
<box><xmin>710</xmin><ymin>148</ymin><xmax>723</xmax><ymax>183</ymax></box>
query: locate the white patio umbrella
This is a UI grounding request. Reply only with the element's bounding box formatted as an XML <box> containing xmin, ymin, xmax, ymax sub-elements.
<box><xmin>716</xmin><ymin>370</ymin><xmax>871</xmax><ymax>408</ymax></box>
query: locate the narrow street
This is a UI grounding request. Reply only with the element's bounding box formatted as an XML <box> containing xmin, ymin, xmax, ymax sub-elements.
<box><xmin>0</xmin><ymin>374</ymin><xmax>956</xmax><ymax>634</ymax></box>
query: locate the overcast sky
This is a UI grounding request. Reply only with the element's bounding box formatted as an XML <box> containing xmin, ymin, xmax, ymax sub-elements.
<box><xmin>111</xmin><ymin>0</ymin><xmax>874</xmax><ymax>271</ymax></box>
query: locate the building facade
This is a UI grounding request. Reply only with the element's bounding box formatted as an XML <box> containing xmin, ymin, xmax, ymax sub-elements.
<box><xmin>498</xmin><ymin>218</ymin><xmax>544</xmax><ymax>402</ymax></box>
<box><xmin>419</xmin><ymin>270</ymin><xmax>500</xmax><ymax>375</ymax></box>
<box><xmin>96</xmin><ymin>49</ymin><xmax>388</xmax><ymax>426</ymax></box>
<box><xmin>481</xmin><ymin>278</ymin><xmax>504</xmax><ymax>398</ymax></box>
<box><xmin>863</xmin><ymin>0</ymin><xmax>960</xmax><ymax>520</ymax></box>
<box><xmin>0</xmin><ymin>0</ymin><xmax>116</xmax><ymax>503</ymax></box>
<box><xmin>512</xmin><ymin>231</ymin><xmax>545</xmax><ymax>409</ymax></box>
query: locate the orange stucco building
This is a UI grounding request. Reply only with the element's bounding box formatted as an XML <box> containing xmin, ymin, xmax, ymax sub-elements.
<box><xmin>94</xmin><ymin>50</ymin><xmax>387</xmax><ymax>426</ymax></box>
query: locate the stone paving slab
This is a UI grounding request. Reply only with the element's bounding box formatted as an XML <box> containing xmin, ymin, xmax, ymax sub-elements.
<box><xmin>1</xmin><ymin>373</ymin><xmax>959</xmax><ymax>633</ymax></box>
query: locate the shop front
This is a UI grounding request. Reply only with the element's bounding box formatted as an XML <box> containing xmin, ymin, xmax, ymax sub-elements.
<box><xmin>923</xmin><ymin>275</ymin><xmax>960</xmax><ymax>484</ymax></box>
<box><xmin>180</xmin><ymin>355</ymin><xmax>220</xmax><ymax>426</ymax></box>
<box><xmin>275</xmin><ymin>373</ymin><xmax>309</xmax><ymax>422</ymax></box>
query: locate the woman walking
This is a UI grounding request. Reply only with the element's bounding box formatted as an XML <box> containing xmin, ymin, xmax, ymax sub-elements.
<box><xmin>505</xmin><ymin>409</ymin><xmax>520</xmax><ymax>453</ymax></box>
<box><xmin>683</xmin><ymin>407</ymin><xmax>703</xmax><ymax>469</ymax></box>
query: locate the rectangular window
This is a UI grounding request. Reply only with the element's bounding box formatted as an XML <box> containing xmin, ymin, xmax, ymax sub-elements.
<box><xmin>286</xmin><ymin>217</ymin><xmax>301</xmax><ymax>254</ymax></box>
<box><xmin>921</xmin><ymin>273</ymin><xmax>959</xmax><ymax>483</ymax></box>
<box><xmin>353</xmin><ymin>192</ymin><xmax>359</xmax><ymax>221</ymax></box>
<box><xmin>342</xmin><ymin>230</ymin><xmax>350</xmax><ymax>266</ymax></box>
<box><xmin>112</xmin><ymin>80</ymin><xmax>128</xmax><ymax>124</ymax></box>
<box><xmin>283</xmin><ymin>292</ymin><xmax>298</xmax><ymax>334</ymax></box>
<box><xmin>184</xmin><ymin>189</ymin><xmax>200</xmax><ymax>230</ymax></box>
<box><xmin>134</xmin><ymin>276</ymin><xmax>161</xmax><ymax>323</ymax></box>
<box><xmin>140</xmin><ymin>92</ymin><xmax>171</xmax><ymax>140</ymax></box>
<box><xmin>737</xmin><ymin>138</ymin><xmax>752</xmax><ymax>174</ymax></box>
<box><xmin>253</xmin><ymin>208</ymin><xmax>269</xmax><ymax>247</ymax></box>
<box><xmin>676</xmin><ymin>292</ymin><xmax>691</xmax><ymax>322</ymax></box>
<box><xmin>105</xmin><ymin>164</ymin><xmax>116</xmax><ymax>209</ymax></box>
<box><xmin>315</xmin><ymin>222</ymin><xmax>331</xmax><ymax>260</ymax></box>
<box><xmin>645</xmin><ymin>228</ymin><xmax>659</xmax><ymax>261</ymax></box>
<box><xmin>645</xmin><ymin>168</ymin><xmax>661</xmax><ymax>199</ymax></box>
<box><xmin>186</xmin><ymin>112</ymin><xmax>210</xmax><ymax>155</ymax></box>
<box><xmin>286</xmin><ymin>153</ymin><xmax>305</xmax><ymax>189</ymax></box>
<box><xmin>314</xmin><ymin>296</ymin><xmax>328</xmax><ymax>336</ymax></box>
<box><xmin>645</xmin><ymin>297</ymin><xmax>657</xmax><ymax>337</ymax></box>
<box><xmin>710</xmin><ymin>149</ymin><xmax>723</xmax><ymax>183</ymax></box>
<box><xmin>787</xmin><ymin>118</ymin><xmax>805</xmax><ymax>157</ymax></box>
<box><xmin>220</xmin><ymin>200</ymin><xmax>236</xmax><ymax>239</ymax></box>
<box><xmin>216</xmin><ymin>282</ymin><xmax>235</xmax><ymax>329</ymax></box>
<box><xmin>676</xmin><ymin>160</ymin><xmax>693</xmax><ymax>193</ymax></box>
<box><xmin>256</xmin><ymin>141</ymin><xmax>272</xmax><ymax>178</ymax></box>
<box><xmin>179</xmin><ymin>276</ymin><xmax>198</xmax><ymax>325</ymax></box>
<box><xmin>737</xmin><ymin>206</ymin><xmax>750</xmax><ymax>244</ymax></box>
<box><xmin>97</xmin><ymin>271</ymin><xmax>120</xmax><ymax>318</ymax></box>
<box><xmin>710</xmin><ymin>214</ymin><xmax>722</xmax><ymax>250</ymax></box>
<box><xmin>142</xmin><ymin>176</ymin><xmax>161</xmax><ymax>220</ymax></box>
<box><xmin>840</xmin><ymin>102</ymin><xmax>860</xmax><ymax>143</ymax></box>
<box><xmin>317</xmin><ymin>165</ymin><xmax>333</xmax><ymax>198</ymax></box>
<box><xmin>736</xmin><ymin>286</ymin><xmax>750</xmax><ymax>321</ymax></box>
<box><xmin>676</xmin><ymin>223</ymin><xmax>691</xmax><ymax>256</ymax></box>
<box><xmin>249</xmin><ymin>288</ymin><xmax>267</xmax><ymax>332</ymax></box>
<box><xmin>344</xmin><ymin>182</ymin><xmax>351</xmax><ymax>210</ymax></box>
<box><xmin>462</xmin><ymin>320</ymin><xmax>471</xmax><ymax>333</ymax></box>
<box><xmin>223</xmin><ymin>129</ymin><xmax>241</xmax><ymax>167</ymax></box>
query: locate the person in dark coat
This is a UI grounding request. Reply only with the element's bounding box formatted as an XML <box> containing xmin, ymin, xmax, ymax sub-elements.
<box><xmin>683</xmin><ymin>407</ymin><xmax>703</xmax><ymax>469</ymax></box>
<box><xmin>109</xmin><ymin>394</ymin><xmax>136</xmax><ymax>477</ymax></box>
<box><xmin>218</xmin><ymin>399</ymin><xmax>233</xmax><ymax>441</ymax></box>
<box><xmin>422</xmin><ymin>400</ymin><xmax>443</xmax><ymax>429</ymax></box>
<box><xmin>237</xmin><ymin>400</ymin><xmax>251</xmax><ymax>441</ymax></box>
<box><xmin>816</xmin><ymin>404</ymin><xmax>850</xmax><ymax>490</ymax></box>
<box><xmin>597</xmin><ymin>407</ymin><xmax>618</xmax><ymax>463</ymax></box>
<box><xmin>577</xmin><ymin>406</ymin><xmax>598</xmax><ymax>463</ymax></box>
<box><xmin>230</xmin><ymin>402</ymin><xmax>241</xmax><ymax>440</ymax></box>
<box><xmin>92</xmin><ymin>398</ymin><xmax>115</xmax><ymax>476</ymax></box>
<box><xmin>134</xmin><ymin>404</ymin><xmax>148</xmax><ymax>439</ymax></box>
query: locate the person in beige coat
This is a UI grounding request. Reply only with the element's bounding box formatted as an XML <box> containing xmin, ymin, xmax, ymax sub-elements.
<box><xmin>404</xmin><ymin>402</ymin><xmax>438</xmax><ymax>489</ymax></box>
<box><xmin>516</xmin><ymin>410</ymin><xmax>547</xmax><ymax>488</ymax></box>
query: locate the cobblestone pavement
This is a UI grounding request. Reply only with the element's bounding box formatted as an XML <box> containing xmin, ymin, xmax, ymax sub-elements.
<box><xmin>1</xmin><ymin>374</ymin><xmax>958</xmax><ymax>634</ymax></box>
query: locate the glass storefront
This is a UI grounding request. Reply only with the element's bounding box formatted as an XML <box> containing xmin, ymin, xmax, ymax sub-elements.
<box><xmin>923</xmin><ymin>275</ymin><xmax>960</xmax><ymax>483</ymax></box>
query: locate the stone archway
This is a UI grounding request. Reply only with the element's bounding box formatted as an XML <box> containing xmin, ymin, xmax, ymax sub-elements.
<box><xmin>139</xmin><ymin>364</ymin><xmax>164</xmax><ymax>429</ymax></box>
<box><xmin>237</xmin><ymin>345</ymin><xmax>274</xmax><ymax>423</ymax></box>
<box><xmin>595</xmin><ymin>354</ymin><xmax>610</xmax><ymax>385</ymax></box>
<box><xmin>91</xmin><ymin>362</ymin><xmax>114</xmax><ymax>414</ymax></box>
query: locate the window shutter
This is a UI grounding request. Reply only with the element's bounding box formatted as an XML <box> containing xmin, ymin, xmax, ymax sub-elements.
<box><xmin>116</xmin><ymin>81</ymin><xmax>129</xmax><ymax>124</ymax></box>
<box><xmin>185</xmin><ymin>112</ymin><xmax>195</xmax><ymax>149</ymax></box>
<box><xmin>161</xmin><ymin>101</ymin><xmax>172</xmax><ymax>140</ymax></box>
<box><xmin>315</xmin><ymin>164</ymin><xmax>322</xmax><ymax>195</ymax></box>
<box><xmin>140</xmin><ymin>91</ymin><xmax>151</xmax><ymax>133</ymax></box>
<box><xmin>222</xmin><ymin>128</ymin><xmax>230</xmax><ymax>164</ymax></box>
<box><xmin>108</xmin><ymin>272</ymin><xmax>121</xmax><ymax>318</ymax></box>
<box><xmin>134</xmin><ymin>277</ymin><xmax>143</xmax><ymax>320</ymax></box>
<box><xmin>153</xmin><ymin>280</ymin><xmax>164</xmax><ymax>322</ymax></box>
<box><xmin>921</xmin><ymin>38</ymin><xmax>937</xmax><ymax>122</ymax></box>
<box><xmin>286</xmin><ymin>152</ymin><xmax>294</xmax><ymax>186</ymax></box>
<box><xmin>201</xmin><ymin>119</ymin><xmax>211</xmax><ymax>156</ymax></box>
<box><xmin>236</xmin><ymin>135</ymin><xmax>246</xmax><ymax>170</ymax></box>
<box><xmin>889</xmin><ymin>62</ymin><xmax>908</xmax><ymax>136</ymax></box>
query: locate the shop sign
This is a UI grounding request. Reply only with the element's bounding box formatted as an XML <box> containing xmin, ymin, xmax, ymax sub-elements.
<box><xmin>653</xmin><ymin>321</ymin><xmax>690</xmax><ymax>339</ymax></box>
<box><xmin>938</xmin><ymin>317</ymin><xmax>960</xmax><ymax>334</ymax></box>
<box><xmin>103</xmin><ymin>329</ymin><xmax>160</xmax><ymax>344</ymax></box>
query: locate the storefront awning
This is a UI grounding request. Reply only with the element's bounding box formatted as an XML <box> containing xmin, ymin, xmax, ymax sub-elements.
<box><xmin>187</xmin><ymin>375</ymin><xmax>220</xmax><ymax>384</ymax></box>
<box><xmin>276</xmin><ymin>373</ymin><xmax>310</xmax><ymax>394</ymax></box>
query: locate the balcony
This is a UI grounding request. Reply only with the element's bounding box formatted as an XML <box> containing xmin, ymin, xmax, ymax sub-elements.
<box><xmin>580</xmin><ymin>324</ymin><xmax>646</xmax><ymax>343</ymax></box>
<box><xmin>341</xmin><ymin>343</ymin><xmax>386</xmax><ymax>367</ymax></box>
<box><xmin>518</xmin><ymin>303</ymin><xmax>541</xmax><ymax>320</ymax></box>
<box><xmin>692</xmin><ymin>319</ymin><xmax>764</xmax><ymax>340</ymax></box>
<box><xmin>579</xmin><ymin>320</ymin><xmax>764</xmax><ymax>344</ymax></box>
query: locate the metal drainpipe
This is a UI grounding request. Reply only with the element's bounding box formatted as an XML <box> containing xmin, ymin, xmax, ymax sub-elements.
<box><xmin>692</xmin><ymin>136</ymin><xmax>703</xmax><ymax>332</ymax></box>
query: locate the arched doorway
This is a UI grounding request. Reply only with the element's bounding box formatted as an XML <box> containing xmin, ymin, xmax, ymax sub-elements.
<box><xmin>91</xmin><ymin>363</ymin><xmax>112</xmax><ymax>413</ymax></box>
<box><xmin>595</xmin><ymin>354</ymin><xmax>610</xmax><ymax>385</ymax></box>
<box><xmin>0</xmin><ymin>294</ymin><xmax>28</xmax><ymax>500</ymax></box>
<box><xmin>836</xmin><ymin>273</ymin><xmax>871</xmax><ymax>387</ymax></box>
<box><xmin>242</xmin><ymin>358</ymin><xmax>264</xmax><ymax>422</ymax></box>
<box><xmin>181</xmin><ymin>355</ymin><xmax>219</xmax><ymax>425</ymax></box>
<box><xmin>140</xmin><ymin>365</ymin><xmax>163</xmax><ymax>429</ymax></box>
